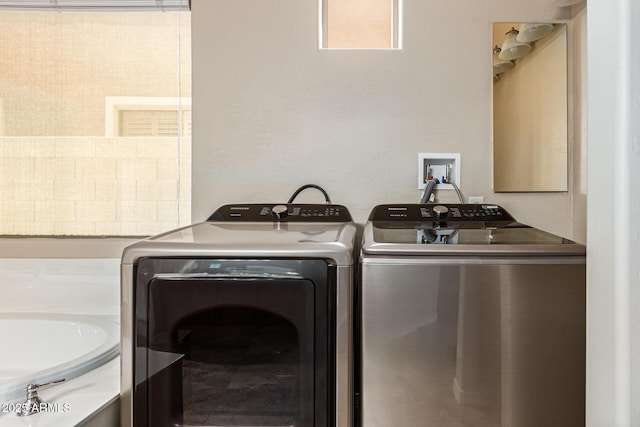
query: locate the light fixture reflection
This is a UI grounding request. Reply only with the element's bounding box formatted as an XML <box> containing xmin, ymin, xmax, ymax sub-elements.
<box><xmin>517</xmin><ymin>23</ymin><xmax>554</xmax><ymax>42</ymax></box>
<box><xmin>492</xmin><ymin>46</ymin><xmax>514</xmax><ymax>75</ymax></box>
<box><xmin>498</xmin><ymin>27</ymin><xmax>531</xmax><ymax>61</ymax></box>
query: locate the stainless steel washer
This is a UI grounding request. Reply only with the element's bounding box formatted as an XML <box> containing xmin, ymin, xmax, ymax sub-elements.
<box><xmin>121</xmin><ymin>203</ymin><xmax>356</xmax><ymax>427</ymax></box>
<box><xmin>359</xmin><ymin>204</ymin><xmax>585</xmax><ymax>427</ymax></box>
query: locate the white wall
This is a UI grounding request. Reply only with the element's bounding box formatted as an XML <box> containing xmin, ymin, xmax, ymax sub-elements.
<box><xmin>191</xmin><ymin>0</ymin><xmax>582</xmax><ymax>241</ymax></box>
<box><xmin>587</xmin><ymin>0</ymin><xmax>640</xmax><ymax>424</ymax></box>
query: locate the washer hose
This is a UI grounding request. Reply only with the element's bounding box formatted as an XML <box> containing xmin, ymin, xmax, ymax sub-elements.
<box><xmin>419</xmin><ymin>179</ymin><xmax>439</xmax><ymax>204</ymax></box>
<box><xmin>287</xmin><ymin>184</ymin><xmax>332</xmax><ymax>204</ymax></box>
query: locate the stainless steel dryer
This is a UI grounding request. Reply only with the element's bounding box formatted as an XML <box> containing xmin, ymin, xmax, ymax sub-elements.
<box><xmin>359</xmin><ymin>204</ymin><xmax>585</xmax><ymax>427</ymax></box>
<box><xmin>121</xmin><ymin>203</ymin><xmax>356</xmax><ymax>427</ymax></box>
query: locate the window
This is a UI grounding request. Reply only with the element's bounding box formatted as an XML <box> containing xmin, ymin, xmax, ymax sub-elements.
<box><xmin>320</xmin><ymin>0</ymin><xmax>402</xmax><ymax>49</ymax></box>
<box><xmin>105</xmin><ymin>97</ymin><xmax>192</xmax><ymax>137</ymax></box>
<box><xmin>0</xmin><ymin>8</ymin><xmax>191</xmax><ymax>237</ymax></box>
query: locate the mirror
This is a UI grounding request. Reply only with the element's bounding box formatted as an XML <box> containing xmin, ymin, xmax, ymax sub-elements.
<box><xmin>492</xmin><ymin>22</ymin><xmax>568</xmax><ymax>192</ymax></box>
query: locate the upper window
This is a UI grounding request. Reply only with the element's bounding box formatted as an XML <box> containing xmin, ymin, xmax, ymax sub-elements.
<box><xmin>320</xmin><ymin>0</ymin><xmax>402</xmax><ymax>49</ymax></box>
<box><xmin>0</xmin><ymin>8</ymin><xmax>191</xmax><ymax>237</ymax></box>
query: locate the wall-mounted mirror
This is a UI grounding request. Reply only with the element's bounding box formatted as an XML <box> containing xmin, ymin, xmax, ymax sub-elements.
<box><xmin>492</xmin><ymin>22</ymin><xmax>568</xmax><ymax>192</ymax></box>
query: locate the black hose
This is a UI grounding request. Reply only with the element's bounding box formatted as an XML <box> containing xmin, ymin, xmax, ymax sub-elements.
<box><xmin>287</xmin><ymin>184</ymin><xmax>332</xmax><ymax>204</ymax></box>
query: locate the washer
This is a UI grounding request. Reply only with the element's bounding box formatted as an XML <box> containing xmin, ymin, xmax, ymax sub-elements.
<box><xmin>121</xmin><ymin>202</ymin><xmax>356</xmax><ymax>427</ymax></box>
<box><xmin>359</xmin><ymin>203</ymin><xmax>585</xmax><ymax>427</ymax></box>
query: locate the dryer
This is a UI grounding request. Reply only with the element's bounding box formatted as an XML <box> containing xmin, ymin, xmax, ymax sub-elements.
<box><xmin>359</xmin><ymin>203</ymin><xmax>585</xmax><ymax>427</ymax></box>
<box><xmin>121</xmin><ymin>202</ymin><xmax>356</xmax><ymax>427</ymax></box>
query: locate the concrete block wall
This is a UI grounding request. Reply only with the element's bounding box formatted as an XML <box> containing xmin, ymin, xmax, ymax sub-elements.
<box><xmin>0</xmin><ymin>137</ymin><xmax>190</xmax><ymax>236</ymax></box>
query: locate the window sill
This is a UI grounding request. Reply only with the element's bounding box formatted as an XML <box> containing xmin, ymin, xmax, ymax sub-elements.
<box><xmin>0</xmin><ymin>237</ymin><xmax>142</xmax><ymax>259</ymax></box>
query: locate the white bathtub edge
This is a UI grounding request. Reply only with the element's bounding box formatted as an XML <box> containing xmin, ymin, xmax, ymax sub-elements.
<box><xmin>0</xmin><ymin>313</ymin><xmax>119</xmax><ymax>403</ymax></box>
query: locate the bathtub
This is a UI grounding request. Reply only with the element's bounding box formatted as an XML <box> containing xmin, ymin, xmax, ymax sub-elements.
<box><xmin>0</xmin><ymin>313</ymin><xmax>119</xmax><ymax>403</ymax></box>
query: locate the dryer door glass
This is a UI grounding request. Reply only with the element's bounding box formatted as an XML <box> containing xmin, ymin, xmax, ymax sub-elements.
<box><xmin>140</xmin><ymin>276</ymin><xmax>325</xmax><ymax>427</ymax></box>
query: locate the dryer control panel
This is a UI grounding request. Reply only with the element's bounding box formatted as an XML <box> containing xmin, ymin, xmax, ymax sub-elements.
<box><xmin>369</xmin><ymin>204</ymin><xmax>515</xmax><ymax>223</ymax></box>
<box><xmin>208</xmin><ymin>203</ymin><xmax>353</xmax><ymax>222</ymax></box>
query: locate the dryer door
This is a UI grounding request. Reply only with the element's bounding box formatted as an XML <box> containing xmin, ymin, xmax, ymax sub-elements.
<box><xmin>132</xmin><ymin>259</ymin><xmax>333</xmax><ymax>427</ymax></box>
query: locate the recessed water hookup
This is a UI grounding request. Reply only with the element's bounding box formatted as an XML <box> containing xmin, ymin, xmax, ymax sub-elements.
<box><xmin>417</xmin><ymin>153</ymin><xmax>461</xmax><ymax>190</ymax></box>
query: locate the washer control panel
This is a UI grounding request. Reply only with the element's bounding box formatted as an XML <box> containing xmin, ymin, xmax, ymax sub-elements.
<box><xmin>208</xmin><ymin>204</ymin><xmax>352</xmax><ymax>222</ymax></box>
<box><xmin>370</xmin><ymin>204</ymin><xmax>514</xmax><ymax>223</ymax></box>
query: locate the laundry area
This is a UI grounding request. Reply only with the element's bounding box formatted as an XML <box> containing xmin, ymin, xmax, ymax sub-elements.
<box><xmin>1</xmin><ymin>0</ymin><xmax>638</xmax><ymax>426</ymax></box>
<box><xmin>120</xmin><ymin>193</ymin><xmax>586</xmax><ymax>426</ymax></box>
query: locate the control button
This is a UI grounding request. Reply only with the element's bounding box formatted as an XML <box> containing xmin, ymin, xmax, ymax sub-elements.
<box><xmin>420</xmin><ymin>207</ymin><xmax>431</xmax><ymax>218</ymax></box>
<box><xmin>271</xmin><ymin>204</ymin><xmax>288</xmax><ymax>220</ymax></box>
<box><xmin>432</xmin><ymin>205</ymin><xmax>449</xmax><ymax>219</ymax></box>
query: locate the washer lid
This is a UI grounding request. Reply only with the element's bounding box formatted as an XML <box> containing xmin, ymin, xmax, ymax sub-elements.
<box><xmin>362</xmin><ymin>204</ymin><xmax>585</xmax><ymax>256</ymax></box>
<box><xmin>122</xmin><ymin>220</ymin><xmax>356</xmax><ymax>266</ymax></box>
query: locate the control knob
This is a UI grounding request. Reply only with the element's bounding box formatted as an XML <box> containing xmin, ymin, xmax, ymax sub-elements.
<box><xmin>432</xmin><ymin>205</ymin><xmax>449</xmax><ymax>219</ymax></box>
<box><xmin>271</xmin><ymin>204</ymin><xmax>289</xmax><ymax>220</ymax></box>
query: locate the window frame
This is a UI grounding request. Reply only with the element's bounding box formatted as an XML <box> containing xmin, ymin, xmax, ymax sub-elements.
<box><xmin>0</xmin><ymin>236</ymin><xmax>139</xmax><ymax>258</ymax></box>
<box><xmin>0</xmin><ymin>1</ymin><xmax>190</xmax><ymax>12</ymax></box>
<box><xmin>318</xmin><ymin>0</ymin><xmax>403</xmax><ymax>50</ymax></box>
